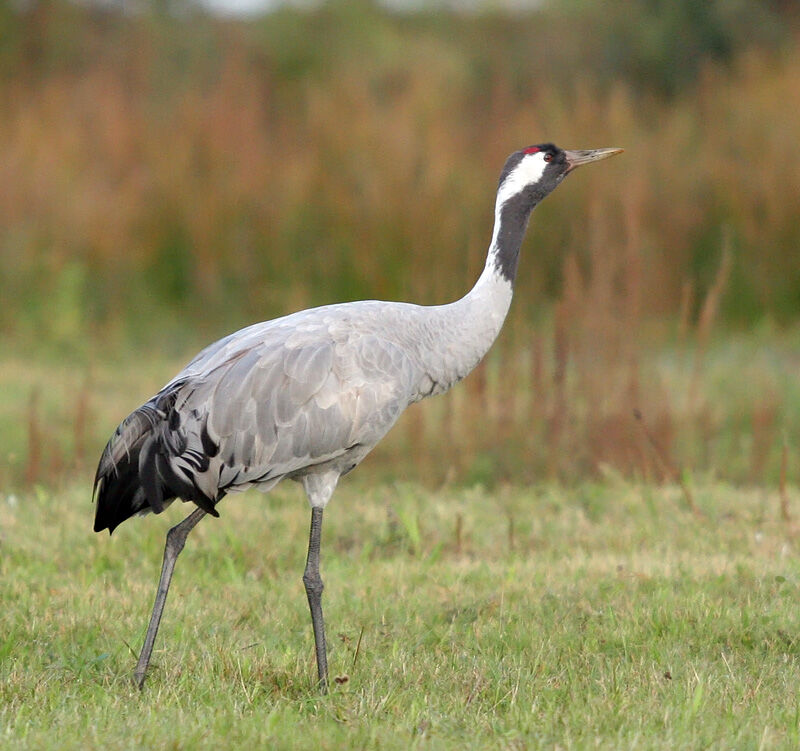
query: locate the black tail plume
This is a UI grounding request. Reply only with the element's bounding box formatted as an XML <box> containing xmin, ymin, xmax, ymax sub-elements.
<box><xmin>93</xmin><ymin>399</ymin><xmax>179</xmax><ymax>535</ymax></box>
<box><xmin>93</xmin><ymin>381</ymin><xmax>224</xmax><ymax>534</ymax></box>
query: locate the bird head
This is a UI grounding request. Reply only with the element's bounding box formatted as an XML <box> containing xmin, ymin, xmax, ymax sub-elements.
<box><xmin>497</xmin><ymin>143</ymin><xmax>623</xmax><ymax>207</ymax></box>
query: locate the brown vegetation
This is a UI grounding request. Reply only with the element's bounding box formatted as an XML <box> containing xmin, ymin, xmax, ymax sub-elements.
<box><xmin>1</xmin><ymin>5</ymin><xmax>798</xmax><ymax>494</ymax></box>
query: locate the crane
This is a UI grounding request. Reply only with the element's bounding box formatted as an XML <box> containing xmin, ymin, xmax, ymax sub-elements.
<box><xmin>93</xmin><ymin>143</ymin><xmax>622</xmax><ymax>692</ymax></box>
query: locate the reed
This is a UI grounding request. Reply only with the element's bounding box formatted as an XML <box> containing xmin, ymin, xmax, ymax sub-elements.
<box><xmin>1</xmin><ymin>13</ymin><xmax>799</xmax><ymax>341</ymax></box>
<box><xmin>1</xmin><ymin>5</ymin><xmax>798</xmax><ymax>492</ymax></box>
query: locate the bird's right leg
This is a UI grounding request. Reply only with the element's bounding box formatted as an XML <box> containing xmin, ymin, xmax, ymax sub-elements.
<box><xmin>133</xmin><ymin>506</ymin><xmax>206</xmax><ymax>689</ymax></box>
<box><xmin>303</xmin><ymin>506</ymin><xmax>329</xmax><ymax>693</ymax></box>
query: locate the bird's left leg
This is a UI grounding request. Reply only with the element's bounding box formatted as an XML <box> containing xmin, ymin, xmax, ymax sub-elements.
<box><xmin>134</xmin><ymin>506</ymin><xmax>206</xmax><ymax>689</ymax></box>
<box><xmin>303</xmin><ymin>506</ymin><xmax>328</xmax><ymax>693</ymax></box>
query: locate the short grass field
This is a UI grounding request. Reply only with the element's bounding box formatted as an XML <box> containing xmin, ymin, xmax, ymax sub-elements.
<box><xmin>3</xmin><ymin>6</ymin><xmax>800</xmax><ymax>746</ymax></box>
<box><xmin>3</xmin><ymin>477</ymin><xmax>800</xmax><ymax>749</ymax></box>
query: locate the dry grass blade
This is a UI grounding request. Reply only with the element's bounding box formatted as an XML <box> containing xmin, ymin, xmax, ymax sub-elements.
<box><xmin>634</xmin><ymin>407</ymin><xmax>701</xmax><ymax>517</ymax></box>
<box><xmin>352</xmin><ymin>626</ymin><xmax>365</xmax><ymax>670</ymax></box>
<box><xmin>24</xmin><ymin>387</ymin><xmax>42</xmax><ymax>487</ymax></box>
<box><xmin>780</xmin><ymin>434</ymin><xmax>791</xmax><ymax>524</ymax></box>
<box><xmin>690</xmin><ymin>239</ymin><xmax>732</xmax><ymax>407</ymax></box>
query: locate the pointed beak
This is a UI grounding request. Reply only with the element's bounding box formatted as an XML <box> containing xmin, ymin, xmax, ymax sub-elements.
<box><xmin>564</xmin><ymin>147</ymin><xmax>624</xmax><ymax>173</ymax></box>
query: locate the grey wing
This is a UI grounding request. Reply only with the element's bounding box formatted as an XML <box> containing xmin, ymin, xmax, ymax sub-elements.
<box><xmin>168</xmin><ymin>325</ymin><xmax>422</xmax><ymax>498</ymax></box>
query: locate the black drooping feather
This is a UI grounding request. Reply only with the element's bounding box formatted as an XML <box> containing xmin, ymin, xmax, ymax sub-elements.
<box><xmin>93</xmin><ymin>381</ymin><xmax>220</xmax><ymax>535</ymax></box>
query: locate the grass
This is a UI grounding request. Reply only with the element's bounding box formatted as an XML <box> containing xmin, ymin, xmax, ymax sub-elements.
<box><xmin>3</xmin><ymin>478</ymin><xmax>800</xmax><ymax>749</ymax></box>
<box><xmin>3</xmin><ymin>5</ymin><xmax>800</xmax><ymax>746</ymax></box>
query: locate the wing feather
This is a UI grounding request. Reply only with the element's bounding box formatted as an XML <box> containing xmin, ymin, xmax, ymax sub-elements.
<box><xmin>144</xmin><ymin>307</ymin><xmax>424</xmax><ymax>500</ymax></box>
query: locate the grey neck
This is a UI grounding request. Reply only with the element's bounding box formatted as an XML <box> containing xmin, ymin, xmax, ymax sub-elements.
<box><xmin>417</xmin><ymin>187</ymin><xmax>537</xmax><ymax>396</ymax></box>
<box><xmin>488</xmin><ymin>189</ymin><xmax>536</xmax><ymax>285</ymax></box>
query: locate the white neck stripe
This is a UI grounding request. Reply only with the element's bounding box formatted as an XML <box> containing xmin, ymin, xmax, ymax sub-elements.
<box><xmin>488</xmin><ymin>152</ymin><xmax>547</xmax><ymax>263</ymax></box>
<box><xmin>496</xmin><ymin>153</ymin><xmax>547</xmax><ymax>208</ymax></box>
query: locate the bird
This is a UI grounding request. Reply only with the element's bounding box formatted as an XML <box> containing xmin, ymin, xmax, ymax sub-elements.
<box><xmin>93</xmin><ymin>142</ymin><xmax>622</xmax><ymax>692</ymax></box>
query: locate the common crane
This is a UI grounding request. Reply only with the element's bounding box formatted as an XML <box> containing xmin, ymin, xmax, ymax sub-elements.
<box><xmin>94</xmin><ymin>143</ymin><xmax>623</xmax><ymax>691</ymax></box>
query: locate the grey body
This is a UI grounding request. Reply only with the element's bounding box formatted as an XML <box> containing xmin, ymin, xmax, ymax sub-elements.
<box><xmin>94</xmin><ymin>246</ymin><xmax>512</xmax><ymax>528</ymax></box>
<box><xmin>176</xmin><ymin>293</ymin><xmax>506</xmax><ymax>491</ymax></box>
<box><xmin>93</xmin><ymin>143</ymin><xmax>622</xmax><ymax>691</ymax></box>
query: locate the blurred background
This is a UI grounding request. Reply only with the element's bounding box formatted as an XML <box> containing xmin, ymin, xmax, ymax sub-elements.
<box><xmin>1</xmin><ymin>0</ymin><xmax>799</xmax><ymax>493</ymax></box>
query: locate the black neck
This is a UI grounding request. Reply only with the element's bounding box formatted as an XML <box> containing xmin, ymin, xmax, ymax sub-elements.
<box><xmin>492</xmin><ymin>190</ymin><xmax>536</xmax><ymax>284</ymax></box>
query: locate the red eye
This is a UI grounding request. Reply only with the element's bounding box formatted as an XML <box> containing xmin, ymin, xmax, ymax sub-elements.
<box><xmin>544</xmin><ymin>153</ymin><xmax>553</xmax><ymax>163</ymax></box>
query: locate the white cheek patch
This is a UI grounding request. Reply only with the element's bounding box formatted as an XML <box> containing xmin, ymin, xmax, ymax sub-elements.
<box><xmin>489</xmin><ymin>152</ymin><xmax>547</xmax><ymax>256</ymax></box>
<box><xmin>495</xmin><ymin>153</ymin><xmax>547</xmax><ymax>208</ymax></box>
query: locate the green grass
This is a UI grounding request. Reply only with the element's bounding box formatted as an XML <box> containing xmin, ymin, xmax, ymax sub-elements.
<box><xmin>3</xmin><ymin>478</ymin><xmax>800</xmax><ymax>749</ymax></box>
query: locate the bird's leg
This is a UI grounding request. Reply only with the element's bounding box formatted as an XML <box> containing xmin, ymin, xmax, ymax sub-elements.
<box><xmin>302</xmin><ymin>506</ymin><xmax>328</xmax><ymax>692</ymax></box>
<box><xmin>133</xmin><ymin>506</ymin><xmax>207</xmax><ymax>689</ymax></box>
